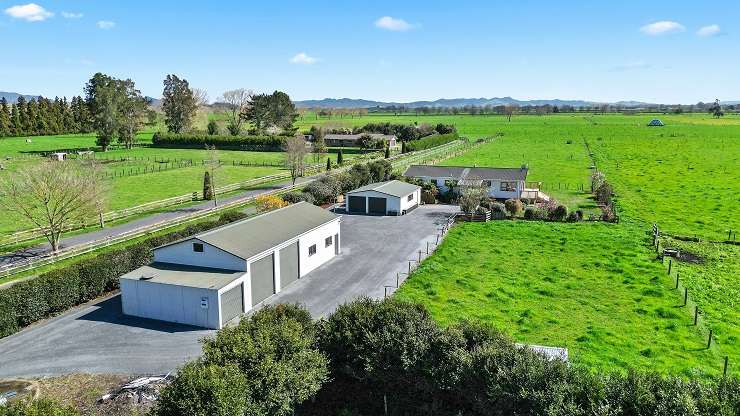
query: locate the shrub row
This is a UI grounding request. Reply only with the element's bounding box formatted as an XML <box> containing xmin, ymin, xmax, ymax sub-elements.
<box><xmin>152</xmin><ymin>298</ymin><xmax>740</xmax><ymax>416</ymax></box>
<box><xmin>0</xmin><ymin>210</ymin><xmax>249</xmax><ymax>339</ymax></box>
<box><xmin>152</xmin><ymin>132</ymin><xmax>288</xmax><ymax>151</ymax></box>
<box><xmin>404</xmin><ymin>133</ymin><xmax>459</xmax><ymax>152</ymax></box>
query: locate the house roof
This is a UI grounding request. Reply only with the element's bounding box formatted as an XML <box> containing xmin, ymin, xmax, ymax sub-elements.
<box><xmin>324</xmin><ymin>134</ymin><xmax>397</xmax><ymax>141</ymax></box>
<box><xmin>403</xmin><ymin>165</ymin><xmax>528</xmax><ymax>181</ymax></box>
<box><xmin>347</xmin><ymin>180</ymin><xmax>421</xmax><ymax>198</ymax></box>
<box><xmin>158</xmin><ymin>202</ymin><xmax>338</xmax><ymax>261</ymax></box>
<box><xmin>120</xmin><ymin>262</ymin><xmax>244</xmax><ymax>290</ymax></box>
<box><xmin>647</xmin><ymin>119</ymin><xmax>664</xmax><ymax>126</ymax></box>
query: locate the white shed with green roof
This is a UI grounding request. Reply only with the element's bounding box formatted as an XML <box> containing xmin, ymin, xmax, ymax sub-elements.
<box><xmin>345</xmin><ymin>180</ymin><xmax>421</xmax><ymax>216</ymax></box>
<box><xmin>120</xmin><ymin>202</ymin><xmax>341</xmax><ymax>328</ymax></box>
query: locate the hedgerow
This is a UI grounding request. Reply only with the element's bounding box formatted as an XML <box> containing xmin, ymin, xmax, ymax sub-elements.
<box><xmin>0</xmin><ymin>211</ymin><xmax>249</xmax><ymax>338</ymax></box>
<box><xmin>152</xmin><ymin>132</ymin><xmax>288</xmax><ymax>150</ymax></box>
<box><xmin>404</xmin><ymin>133</ymin><xmax>459</xmax><ymax>152</ymax></box>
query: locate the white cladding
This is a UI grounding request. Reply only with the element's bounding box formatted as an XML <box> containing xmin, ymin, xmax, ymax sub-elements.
<box><xmin>346</xmin><ymin>189</ymin><xmax>420</xmax><ymax>215</ymax></box>
<box><xmin>418</xmin><ymin>176</ymin><xmax>524</xmax><ymax>199</ymax></box>
<box><xmin>154</xmin><ymin>240</ymin><xmax>247</xmax><ymax>271</ymax></box>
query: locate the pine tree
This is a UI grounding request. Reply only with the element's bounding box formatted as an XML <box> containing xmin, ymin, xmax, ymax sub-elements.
<box><xmin>385</xmin><ymin>146</ymin><xmax>390</xmax><ymax>159</ymax></box>
<box><xmin>162</xmin><ymin>74</ymin><xmax>197</xmax><ymax>133</ymax></box>
<box><xmin>326</xmin><ymin>157</ymin><xmax>331</xmax><ymax>171</ymax></box>
<box><xmin>337</xmin><ymin>149</ymin><xmax>344</xmax><ymax>165</ymax></box>
<box><xmin>401</xmin><ymin>140</ymin><xmax>407</xmax><ymax>153</ymax></box>
<box><xmin>10</xmin><ymin>103</ymin><xmax>21</xmax><ymax>135</ymax></box>
<box><xmin>0</xmin><ymin>98</ymin><xmax>10</xmax><ymax>137</ymax></box>
<box><xmin>16</xmin><ymin>96</ymin><xmax>28</xmax><ymax>134</ymax></box>
<box><xmin>203</xmin><ymin>171</ymin><xmax>214</xmax><ymax>200</ymax></box>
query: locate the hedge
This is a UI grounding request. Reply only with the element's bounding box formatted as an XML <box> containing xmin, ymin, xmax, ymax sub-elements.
<box><xmin>404</xmin><ymin>133</ymin><xmax>459</xmax><ymax>152</ymax></box>
<box><xmin>0</xmin><ymin>211</ymin><xmax>249</xmax><ymax>339</ymax></box>
<box><xmin>152</xmin><ymin>132</ymin><xmax>288</xmax><ymax>151</ymax></box>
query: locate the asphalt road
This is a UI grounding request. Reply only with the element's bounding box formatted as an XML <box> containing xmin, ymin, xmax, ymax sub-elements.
<box><xmin>0</xmin><ymin>204</ymin><xmax>459</xmax><ymax>377</ymax></box>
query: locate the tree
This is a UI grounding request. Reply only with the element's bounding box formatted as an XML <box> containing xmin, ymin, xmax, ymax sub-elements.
<box><xmin>203</xmin><ymin>171</ymin><xmax>214</xmax><ymax>200</ymax></box>
<box><xmin>284</xmin><ymin>134</ymin><xmax>308</xmax><ymax>185</ymax></box>
<box><xmin>255</xmin><ymin>194</ymin><xmax>289</xmax><ymax>212</ymax></box>
<box><xmin>205</xmin><ymin>145</ymin><xmax>221</xmax><ymax>206</ymax></box>
<box><xmin>0</xmin><ymin>97</ymin><xmax>10</xmax><ymax>137</ymax></box>
<box><xmin>504</xmin><ymin>105</ymin><xmax>516</xmax><ymax>122</ymax></box>
<box><xmin>709</xmin><ymin>99</ymin><xmax>724</xmax><ymax>118</ymax></box>
<box><xmin>310</xmin><ymin>126</ymin><xmax>327</xmax><ymax>163</ymax></box>
<box><xmin>207</xmin><ymin>120</ymin><xmax>219</xmax><ymax>135</ymax></box>
<box><xmin>85</xmin><ymin>72</ymin><xmax>141</xmax><ymax>152</ymax></box>
<box><xmin>220</xmin><ymin>89</ymin><xmax>252</xmax><ymax>135</ymax></box>
<box><xmin>0</xmin><ymin>161</ymin><xmax>106</xmax><ymax>251</ymax></box>
<box><xmin>242</xmin><ymin>91</ymin><xmax>298</xmax><ymax>135</ymax></box>
<box><xmin>241</xmin><ymin>93</ymin><xmax>270</xmax><ymax>134</ymax></box>
<box><xmin>401</xmin><ymin>140</ymin><xmax>407</xmax><ymax>153</ymax></box>
<box><xmin>384</xmin><ymin>146</ymin><xmax>390</xmax><ymax>159</ymax></box>
<box><xmin>458</xmin><ymin>180</ymin><xmax>488</xmax><ymax>213</ymax></box>
<box><xmin>161</xmin><ymin>74</ymin><xmax>198</xmax><ymax>133</ymax></box>
<box><xmin>326</xmin><ymin>157</ymin><xmax>332</xmax><ymax>171</ymax></box>
<box><xmin>337</xmin><ymin>149</ymin><xmax>344</xmax><ymax>165</ymax></box>
<box><xmin>192</xmin><ymin>88</ymin><xmax>210</xmax><ymax>106</ymax></box>
<box><xmin>116</xmin><ymin>79</ymin><xmax>148</xmax><ymax>149</ymax></box>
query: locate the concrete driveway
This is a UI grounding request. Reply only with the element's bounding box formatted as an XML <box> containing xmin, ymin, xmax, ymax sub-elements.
<box><xmin>0</xmin><ymin>205</ymin><xmax>458</xmax><ymax>378</ymax></box>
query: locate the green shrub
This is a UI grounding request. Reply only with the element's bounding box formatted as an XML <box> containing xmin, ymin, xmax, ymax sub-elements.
<box><xmin>152</xmin><ymin>132</ymin><xmax>287</xmax><ymax>151</ymax></box>
<box><xmin>596</xmin><ymin>181</ymin><xmax>614</xmax><ymax>205</ymax></box>
<box><xmin>282</xmin><ymin>191</ymin><xmax>315</xmax><ymax>205</ymax></box>
<box><xmin>523</xmin><ymin>206</ymin><xmax>547</xmax><ymax>220</ymax></box>
<box><xmin>404</xmin><ymin>133</ymin><xmax>459</xmax><ymax>152</ymax></box>
<box><xmin>0</xmin><ymin>398</ymin><xmax>79</xmax><ymax>416</ymax></box>
<box><xmin>490</xmin><ymin>202</ymin><xmax>507</xmax><ymax>220</ymax></box>
<box><xmin>566</xmin><ymin>211</ymin><xmax>582</xmax><ymax>222</ymax></box>
<box><xmin>548</xmin><ymin>204</ymin><xmax>568</xmax><ymax>221</ymax></box>
<box><xmin>504</xmin><ymin>199</ymin><xmax>523</xmax><ymax>216</ymax></box>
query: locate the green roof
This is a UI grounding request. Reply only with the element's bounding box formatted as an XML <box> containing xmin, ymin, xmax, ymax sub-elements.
<box><xmin>185</xmin><ymin>202</ymin><xmax>338</xmax><ymax>261</ymax></box>
<box><xmin>347</xmin><ymin>180</ymin><xmax>421</xmax><ymax>198</ymax></box>
<box><xmin>120</xmin><ymin>262</ymin><xmax>244</xmax><ymax>290</ymax></box>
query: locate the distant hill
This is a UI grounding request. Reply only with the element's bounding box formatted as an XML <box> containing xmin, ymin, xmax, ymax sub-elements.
<box><xmin>0</xmin><ymin>91</ymin><xmax>41</xmax><ymax>103</ymax></box>
<box><xmin>293</xmin><ymin>97</ymin><xmax>669</xmax><ymax>109</ymax></box>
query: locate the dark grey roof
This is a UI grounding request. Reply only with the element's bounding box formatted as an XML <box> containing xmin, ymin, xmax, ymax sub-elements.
<box><xmin>324</xmin><ymin>134</ymin><xmax>397</xmax><ymax>141</ymax></box>
<box><xmin>347</xmin><ymin>180</ymin><xmax>420</xmax><ymax>198</ymax></box>
<box><xmin>647</xmin><ymin>119</ymin><xmax>664</xmax><ymax>126</ymax></box>
<box><xmin>120</xmin><ymin>262</ymin><xmax>244</xmax><ymax>290</ymax></box>
<box><xmin>158</xmin><ymin>202</ymin><xmax>338</xmax><ymax>261</ymax></box>
<box><xmin>404</xmin><ymin>165</ymin><xmax>528</xmax><ymax>181</ymax></box>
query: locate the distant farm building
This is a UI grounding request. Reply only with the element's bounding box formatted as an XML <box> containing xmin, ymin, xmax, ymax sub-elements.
<box><xmin>345</xmin><ymin>180</ymin><xmax>421</xmax><ymax>216</ymax></box>
<box><xmin>647</xmin><ymin>119</ymin><xmax>665</xmax><ymax>127</ymax></box>
<box><xmin>323</xmin><ymin>134</ymin><xmax>398</xmax><ymax>148</ymax></box>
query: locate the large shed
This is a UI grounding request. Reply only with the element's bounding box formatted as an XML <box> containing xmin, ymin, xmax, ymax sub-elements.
<box><xmin>120</xmin><ymin>202</ymin><xmax>341</xmax><ymax>328</ymax></box>
<box><xmin>345</xmin><ymin>180</ymin><xmax>421</xmax><ymax>216</ymax></box>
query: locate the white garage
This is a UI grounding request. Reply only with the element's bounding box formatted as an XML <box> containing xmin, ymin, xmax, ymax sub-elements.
<box><xmin>346</xmin><ymin>180</ymin><xmax>421</xmax><ymax>216</ymax></box>
<box><xmin>120</xmin><ymin>202</ymin><xmax>341</xmax><ymax>329</ymax></box>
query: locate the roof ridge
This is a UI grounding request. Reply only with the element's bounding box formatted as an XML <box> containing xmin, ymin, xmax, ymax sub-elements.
<box><xmin>198</xmin><ymin>201</ymin><xmax>308</xmax><ymax>238</ymax></box>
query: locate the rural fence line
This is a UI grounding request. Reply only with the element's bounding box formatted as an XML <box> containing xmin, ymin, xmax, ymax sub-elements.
<box><xmin>652</xmin><ymin>224</ymin><xmax>732</xmax><ymax>377</ymax></box>
<box><xmin>0</xmin><ymin>142</ymin><xmax>471</xmax><ymax>278</ymax></box>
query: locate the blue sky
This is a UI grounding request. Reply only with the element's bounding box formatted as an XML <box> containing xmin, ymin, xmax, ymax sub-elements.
<box><xmin>1</xmin><ymin>1</ymin><xmax>737</xmax><ymax>103</ymax></box>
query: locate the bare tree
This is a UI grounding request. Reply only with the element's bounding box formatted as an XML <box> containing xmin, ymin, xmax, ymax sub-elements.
<box><xmin>0</xmin><ymin>161</ymin><xmax>106</xmax><ymax>252</ymax></box>
<box><xmin>220</xmin><ymin>88</ymin><xmax>252</xmax><ymax>135</ymax></box>
<box><xmin>284</xmin><ymin>134</ymin><xmax>309</xmax><ymax>185</ymax></box>
<box><xmin>205</xmin><ymin>144</ymin><xmax>222</xmax><ymax>207</ymax></box>
<box><xmin>504</xmin><ymin>105</ymin><xmax>516</xmax><ymax>122</ymax></box>
<box><xmin>192</xmin><ymin>88</ymin><xmax>210</xmax><ymax>106</ymax></box>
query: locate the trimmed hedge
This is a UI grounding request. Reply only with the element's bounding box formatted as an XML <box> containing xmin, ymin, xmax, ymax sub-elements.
<box><xmin>152</xmin><ymin>132</ymin><xmax>288</xmax><ymax>151</ymax></box>
<box><xmin>0</xmin><ymin>211</ymin><xmax>249</xmax><ymax>338</ymax></box>
<box><xmin>404</xmin><ymin>133</ymin><xmax>459</xmax><ymax>152</ymax></box>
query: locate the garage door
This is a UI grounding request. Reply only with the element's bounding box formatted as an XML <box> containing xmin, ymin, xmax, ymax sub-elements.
<box><xmin>250</xmin><ymin>254</ymin><xmax>274</xmax><ymax>306</ymax></box>
<box><xmin>368</xmin><ymin>197</ymin><xmax>387</xmax><ymax>215</ymax></box>
<box><xmin>220</xmin><ymin>284</ymin><xmax>243</xmax><ymax>326</ymax></box>
<box><xmin>279</xmin><ymin>242</ymin><xmax>299</xmax><ymax>288</ymax></box>
<box><xmin>348</xmin><ymin>195</ymin><xmax>365</xmax><ymax>213</ymax></box>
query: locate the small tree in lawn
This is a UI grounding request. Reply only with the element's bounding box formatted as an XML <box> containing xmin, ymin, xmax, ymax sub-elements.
<box><xmin>205</xmin><ymin>144</ymin><xmax>221</xmax><ymax>206</ymax></box>
<box><xmin>203</xmin><ymin>171</ymin><xmax>214</xmax><ymax>200</ymax></box>
<box><xmin>284</xmin><ymin>134</ymin><xmax>308</xmax><ymax>185</ymax></box>
<box><xmin>337</xmin><ymin>149</ymin><xmax>344</xmax><ymax>165</ymax></box>
<box><xmin>401</xmin><ymin>141</ymin><xmax>407</xmax><ymax>154</ymax></box>
<box><xmin>595</xmin><ymin>181</ymin><xmax>613</xmax><ymax>205</ymax></box>
<box><xmin>0</xmin><ymin>161</ymin><xmax>106</xmax><ymax>252</ymax></box>
<box><xmin>385</xmin><ymin>146</ymin><xmax>390</xmax><ymax>159</ymax></box>
<box><xmin>207</xmin><ymin>120</ymin><xmax>219</xmax><ymax>135</ymax></box>
<box><xmin>326</xmin><ymin>157</ymin><xmax>332</xmax><ymax>171</ymax></box>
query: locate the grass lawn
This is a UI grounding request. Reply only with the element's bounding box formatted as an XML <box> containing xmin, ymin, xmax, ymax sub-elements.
<box><xmin>396</xmin><ymin>220</ymin><xmax>727</xmax><ymax>376</ymax></box>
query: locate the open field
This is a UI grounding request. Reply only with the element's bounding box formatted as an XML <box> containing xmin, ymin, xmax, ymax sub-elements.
<box><xmin>396</xmin><ymin>220</ymin><xmax>728</xmax><ymax>376</ymax></box>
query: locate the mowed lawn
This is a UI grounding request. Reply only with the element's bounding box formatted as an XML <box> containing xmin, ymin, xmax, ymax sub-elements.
<box><xmin>396</xmin><ymin>220</ymin><xmax>726</xmax><ymax>376</ymax></box>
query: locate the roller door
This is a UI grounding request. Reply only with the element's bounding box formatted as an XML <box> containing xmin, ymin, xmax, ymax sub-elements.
<box><xmin>250</xmin><ymin>254</ymin><xmax>274</xmax><ymax>306</ymax></box>
<box><xmin>348</xmin><ymin>196</ymin><xmax>366</xmax><ymax>213</ymax></box>
<box><xmin>368</xmin><ymin>197</ymin><xmax>387</xmax><ymax>215</ymax></box>
<box><xmin>220</xmin><ymin>283</ymin><xmax>244</xmax><ymax>326</ymax></box>
<box><xmin>279</xmin><ymin>242</ymin><xmax>300</xmax><ymax>288</ymax></box>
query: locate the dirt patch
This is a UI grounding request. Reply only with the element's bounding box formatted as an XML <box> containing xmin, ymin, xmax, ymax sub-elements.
<box><xmin>664</xmin><ymin>248</ymin><xmax>705</xmax><ymax>264</ymax></box>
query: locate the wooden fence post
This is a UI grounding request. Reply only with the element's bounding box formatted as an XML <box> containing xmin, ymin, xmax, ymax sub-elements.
<box><xmin>724</xmin><ymin>356</ymin><xmax>729</xmax><ymax>376</ymax></box>
<box><xmin>675</xmin><ymin>273</ymin><xmax>680</xmax><ymax>289</ymax></box>
<box><xmin>707</xmin><ymin>330</ymin><xmax>713</xmax><ymax>349</ymax></box>
<box><xmin>667</xmin><ymin>259</ymin><xmax>672</xmax><ymax>275</ymax></box>
<box><xmin>683</xmin><ymin>287</ymin><xmax>688</xmax><ymax>306</ymax></box>
<box><xmin>694</xmin><ymin>306</ymin><xmax>699</xmax><ymax>325</ymax></box>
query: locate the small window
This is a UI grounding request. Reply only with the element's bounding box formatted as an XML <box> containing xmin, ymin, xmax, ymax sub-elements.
<box><xmin>500</xmin><ymin>181</ymin><xmax>516</xmax><ymax>192</ymax></box>
<box><xmin>193</xmin><ymin>242</ymin><xmax>204</xmax><ymax>252</ymax></box>
<box><xmin>325</xmin><ymin>236</ymin><xmax>333</xmax><ymax>247</ymax></box>
<box><xmin>407</xmin><ymin>193</ymin><xmax>414</xmax><ymax>201</ymax></box>
<box><xmin>308</xmin><ymin>244</ymin><xmax>317</xmax><ymax>256</ymax></box>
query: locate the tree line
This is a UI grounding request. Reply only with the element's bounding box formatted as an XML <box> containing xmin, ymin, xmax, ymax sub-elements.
<box><xmin>0</xmin><ymin>95</ymin><xmax>93</xmax><ymax>138</ymax></box>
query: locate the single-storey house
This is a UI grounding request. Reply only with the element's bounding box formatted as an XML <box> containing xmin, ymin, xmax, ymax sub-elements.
<box><xmin>345</xmin><ymin>180</ymin><xmax>421</xmax><ymax>216</ymax></box>
<box><xmin>120</xmin><ymin>202</ymin><xmax>341</xmax><ymax>329</ymax></box>
<box><xmin>403</xmin><ymin>165</ymin><xmax>539</xmax><ymax>200</ymax></box>
<box><xmin>324</xmin><ymin>134</ymin><xmax>398</xmax><ymax>149</ymax></box>
<box><xmin>49</xmin><ymin>152</ymin><xmax>67</xmax><ymax>161</ymax></box>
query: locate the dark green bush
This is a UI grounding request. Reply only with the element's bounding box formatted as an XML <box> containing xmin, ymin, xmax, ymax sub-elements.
<box><xmin>0</xmin><ymin>398</ymin><xmax>79</xmax><ymax>416</ymax></box>
<box><xmin>152</xmin><ymin>132</ymin><xmax>287</xmax><ymax>151</ymax></box>
<box><xmin>490</xmin><ymin>202</ymin><xmax>507</xmax><ymax>220</ymax></box>
<box><xmin>548</xmin><ymin>204</ymin><xmax>569</xmax><ymax>221</ymax></box>
<box><xmin>504</xmin><ymin>198</ymin><xmax>523</xmax><ymax>217</ymax></box>
<box><xmin>282</xmin><ymin>191</ymin><xmax>316</xmax><ymax>205</ymax></box>
<box><xmin>523</xmin><ymin>206</ymin><xmax>547</xmax><ymax>220</ymax></box>
<box><xmin>405</xmin><ymin>133</ymin><xmax>459</xmax><ymax>152</ymax></box>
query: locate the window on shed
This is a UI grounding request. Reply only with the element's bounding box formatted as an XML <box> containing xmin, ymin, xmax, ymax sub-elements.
<box><xmin>193</xmin><ymin>242</ymin><xmax>204</xmax><ymax>252</ymax></box>
<box><xmin>407</xmin><ymin>194</ymin><xmax>414</xmax><ymax>201</ymax></box>
<box><xmin>325</xmin><ymin>236</ymin><xmax>333</xmax><ymax>247</ymax></box>
<box><xmin>500</xmin><ymin>182</ymin><xmax>516</xmax><ymax>191</ymax></box>
<box><xmin>309</xmin><ymin>244</ymin><xmax>317</xmax><ymax>256</ymax></box>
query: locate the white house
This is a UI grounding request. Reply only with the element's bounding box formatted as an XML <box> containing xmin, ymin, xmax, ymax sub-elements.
<box><xmin>345</xmin><ymin>180</ymin><xmax>421</xmax><ymax>216</ymax></box>
<box><xmin>403</xmin><ymin>165</ymin><xmax>537</xmax><ymax>200</ymax></box>
<box><xmin>120</xmin><ymin>202</ymin><xmax>341</xmax><ymax>329</ymax></box>
<box><xmin>323</xmin><ymin>134</ymin><xmax>398</xmax><ymax>149</ymax></box>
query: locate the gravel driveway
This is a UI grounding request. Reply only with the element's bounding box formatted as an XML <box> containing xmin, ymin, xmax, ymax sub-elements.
<box><xmin>0</xmin><ymin>205</ymin><xmax>458</xmax><ymax>377</ymax></box>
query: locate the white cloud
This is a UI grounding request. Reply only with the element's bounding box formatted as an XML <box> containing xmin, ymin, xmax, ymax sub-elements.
<box><xmin>375</xmin><ymin>16</ymin><xmax>414</xmax><ymax>31</ymax></box>
<box><xmin>61</xmin><ymin>11</ymin><xmax>83</xmax><ymax>19</ymax></box>
<box><xmin>697</xmin><ymin>24</ymin><xmax>721</xmax><ymax>37</ymax></box>
<box><xmin>4</xmin><ymin>3</ymin><xmax>53</xmax><ymax>22</ymax></box>
<box><xmin>640</xmin><ymin>20</ymin><xmax>685</xmax><ymax>35</ymax></box>
<box><xmin>97</xmin><ymin>20</ymin><xmax>115</xmax><ymax>29</ymax></box>
<box><xmin>290</xmin><ymin>52</ymin><xmax>318</xmax><ymax>64</ymax></box>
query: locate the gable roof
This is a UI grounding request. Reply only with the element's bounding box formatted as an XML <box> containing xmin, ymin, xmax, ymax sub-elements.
<box><xmin>347</xmin><ymin>180</ymin><xmax>421</xmax><ymax>198</ymax></box>
<box><xmin>403</xmin><ymin>165</ymin><xmax>528</xmax><ymax>182</ymax></box>
<box><xmin>647</xmin><ymin>119</ymin><xmax>664</xmax><ymax>126</ymax></box>
<box><xmin>158</xmin><ymin>202</ymin><xmax>338</xmax><ymax>261</ymax></box>
<box><xmin>120</xmin><ymin>263</ymin><xmax>244</xmax><ymax>290</ymax></box>
<box><xmin>324</xmin><ymin>133</ymin><xmax>397</xmax><ymax>141</ymax></box>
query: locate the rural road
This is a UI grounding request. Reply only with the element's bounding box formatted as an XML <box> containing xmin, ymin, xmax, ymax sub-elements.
<box><xmin>0</xmin><ymin>205</ymin><xmax>458</xmax><ymax>377</ymax></box>
<box><xmin>0</xmin><ymin>174</ymin><xmax>317</xmax><ymax>277</ymax></box>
